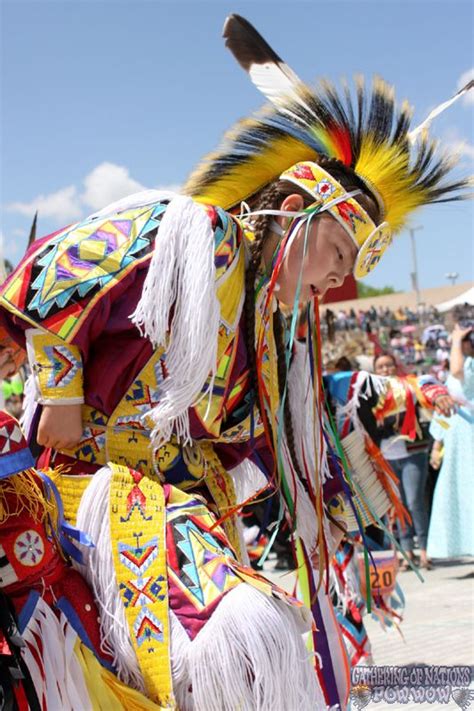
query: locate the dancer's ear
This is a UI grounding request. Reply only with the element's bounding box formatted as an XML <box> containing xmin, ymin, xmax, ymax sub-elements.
<box><xmin>275</xmin><ymin>193</ymin><xmax>305</xmax><ymax>230</ymax></box>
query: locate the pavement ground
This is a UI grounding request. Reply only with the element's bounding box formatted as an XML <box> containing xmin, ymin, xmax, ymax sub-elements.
<box><xmin>264</xmin><ymin>555</ymin><xmax>474</xmax><ymax>711</ymax></box>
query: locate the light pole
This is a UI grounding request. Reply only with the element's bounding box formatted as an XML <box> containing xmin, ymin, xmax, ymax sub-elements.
<box><xmin>408</xmin><ymin>226</ymin><xmax>423</xmax><ymax>309</ymax></box>
<box><xmin>445</xmin><ymin>272</ymin><xmax>459</xmax><ymax>286</ymax></box>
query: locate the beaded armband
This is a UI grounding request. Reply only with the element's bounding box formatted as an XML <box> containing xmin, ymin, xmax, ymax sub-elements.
<box><xmin>418</xmin><ymin>381</ymin><xmax>449</xmax><ymax>409</ymax></box>
<box><xmin>26</xmin><ymin>328</ymin><xmax>84</xmax><ymax>405</ymax></box>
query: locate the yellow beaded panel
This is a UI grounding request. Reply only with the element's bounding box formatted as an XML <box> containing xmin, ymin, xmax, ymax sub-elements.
<box><xmin>108</xmin><ymin>463</ymin><xmax>174</xmax><ymax>708</ymax></box>
<box><xmin>26</xmin><ymin>328</ymin><xmax>84</xmax><ymax>404</ymax></box>
<box><xmin>55</xmin><ymin>474</ymin><xmax>93</xmax><ymax>525</ymax></box>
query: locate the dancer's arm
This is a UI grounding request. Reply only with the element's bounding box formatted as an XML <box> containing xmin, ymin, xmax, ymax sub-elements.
<box><xmin>23</xmin><ymin>329</ymin><xmax>86</xmax><ymax>449</ymax></box>
<box><xmin>450</xmin><ymin>324</ymin><xmax>471</xmax><ymax>381</ymax></box>
<box><xmin>429</xmin><ymin>440</ymin><xmax>443</xmax><ymax>470</ymax></box>
<box><xmin>37</xmin><ymin>404</ymin><xmax>83</xmax><ymax>450</ymax></box>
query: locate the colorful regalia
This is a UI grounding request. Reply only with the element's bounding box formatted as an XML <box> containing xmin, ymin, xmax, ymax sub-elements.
<box><xmin>0</xmin><ymin>13</ymin><xmax>471</xmax><ymax>711</ymax></box>
<box><xmin>324</xmin><ymin>369</ymin><xmax>455</xmax><ymax>670</ymax></box>
<box><xmin>0</xmin><ymin>411</ymin><xmax>170</xmax><ymax>710</ymax></box>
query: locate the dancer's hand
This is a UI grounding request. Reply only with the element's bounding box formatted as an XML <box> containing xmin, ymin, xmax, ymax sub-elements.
<box><xmin>451</xmin><ymin>323</ymin><xmax>472</xmax><ymax>343</ymax></box>
<box><xmin>433</xmin><ymin>393</ymin><xmax>456</xmax><ymax>417</ymax></box>
<box><xmin>429</xmin><ymin>443</ymin><xmax>443</xmax><ymax>470</ymax></box>
<box><xmin>37</xmin><ymin>404</ymin><xmax>83</xmax><ymax>451</ymax></box>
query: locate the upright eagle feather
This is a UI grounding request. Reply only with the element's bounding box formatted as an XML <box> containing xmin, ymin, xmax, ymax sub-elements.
<box><xmin>184</xmin><ymin>14</ymin><xmax>472</xmax><ymax>231</ymax></box>
<box><xmin>222</xmin><ymin>14</ymin><xmax>312</xmax><ymax>117</ymax></box>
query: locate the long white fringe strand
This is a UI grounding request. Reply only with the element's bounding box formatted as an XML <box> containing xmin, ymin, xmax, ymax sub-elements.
<box><xmin>21</xmin><ymin>597</ymin><xmax>92</xmax><ymax>711</ymax></box>
<box><xmin>286</xmin><ymin>341</ymin><xmax>334</xmax><ymax>553</ymax></box>
<box><xmin>20</xmin><ymin>373</ymin><xmax>37</xmax><ymax>438</ymax></box>
<box><xmin>187</xmin><ymin>583</ymin><xmax>323</xmax><ymax>711</ymax></box>
<box><xmin>288</xmin><ymin>341</ymin><xmax>332</xmax><ymax>486</ymax></box>
<box><xmin>228</xmin><ymin>458</ymin><xmax>268</xmax><ymax>505</ymax></box>
<box><xmin>130</xmin><ymin>195</ymin><xmax>220</xmax><ymax>450</ymax></box>
<box><xmin>169</xmin><ymin>610</ymin><xmax>193</xmax><ymax>711</ymax></box>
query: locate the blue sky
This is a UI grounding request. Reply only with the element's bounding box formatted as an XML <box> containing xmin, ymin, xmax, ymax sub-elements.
<box><xmin>1</xmin><ymin>0</ymin><xmax>473</xmax><ymax>291</ymax></box>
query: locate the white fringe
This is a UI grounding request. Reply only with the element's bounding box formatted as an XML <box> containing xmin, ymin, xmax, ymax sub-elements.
<box><xmin>329</xmin><ymin>549</ymin><xmax>360</xmax><ymax>617</ymax></box>
<box><xmin>228</xmin><ymin>458</ymin><xmax>268</xmax><ymax>505</ymax></box>
<box><xmin>130</xmin><ymin>195</ymin><xmax>220</xmax><ymax>450</ymax></box>
<box><xmin>74</xmin><ymin>466</ymin><xmax>146</xmax><ymax>692</ymax></box>
<box><xmin>20</xmin><ymin>373</ymin><xmax>37</xmax><ymax>438</ymax></box>
<box><xmin>279</xmin><ymin>436</ymin><xmax>316</xmax><ymax>553</ymax></box>
<box><xmin>187</xmin><ymin>583</ymin><xmax>323</xmax><ymax>711</ymax></box>
<box><xmin>285</xmin><ymin>342</ymin><xmax>334</xmax><ymax>555</ymax></box>
<box><xmin>74</xmin><ymin>467</ymin><xmax>324</xmax><ymax>709</ymax></box>
<box><xmin>288</xmin><ymin>341</ymin><xmax>332</xmax><ymax>487</ymax></box>
<box><xmin>168</xmin><ymin>610</ymin><xmax>193</xmax><ymax>710</ymax></box>
<box><xmin>21</xmin><ymin>597</ymin><xmax>92</xmax><ymax>711</ymax></box>
<box><xmin>339</xmin><ymin>370</ymin><xmax>387</xmax><ymax>435</ymax></box>
<box><xmin>86</xmin><ymin>189</ymin><xmax>178</xmax><ymax>220</ymax></box>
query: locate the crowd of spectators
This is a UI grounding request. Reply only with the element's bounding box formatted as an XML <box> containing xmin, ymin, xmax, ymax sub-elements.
<box><xmin>324</xmin><ymin>303</ymin><xmax>443</xmax><ymax>334</ymax></box>
<box><xmin>322</xmin><ymin>301</ymin><xmax>474</xmax><ymax>376</ymax></box>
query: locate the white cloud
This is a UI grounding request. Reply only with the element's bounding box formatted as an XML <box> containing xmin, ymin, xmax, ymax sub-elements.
<box><xmin>7</xmin><ymin>185</ymin><xmax>82</xmax><ymax>222</ymax></box>
<box><xmin>5</xmin><ymin>162</ymin><xmax>181</xmax><ymax>225</ymax></box>
<box><xmin>442</xmin><ymin>127</ymin><xmax>474</xmax><ymax>163</ymax></box>
<box><xmin>450</xmin><ymin>140</ymin><xmax>474</xmax><ymax>160</ymax></box>
<box><xmin>81</xmin><ymin>162</ymin><xmax>146</xmax><ymax>210</ymax></box>
<box><xmin>457</xmin><ymin>68</ymin><xmax>474</xmax><ymax>105</ymax></box>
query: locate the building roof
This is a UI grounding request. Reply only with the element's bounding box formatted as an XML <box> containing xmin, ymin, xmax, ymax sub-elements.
<box><xmin>320</xmin><ymin>281</ymin><xmax>474</xmax><ymax>313</ymax></box>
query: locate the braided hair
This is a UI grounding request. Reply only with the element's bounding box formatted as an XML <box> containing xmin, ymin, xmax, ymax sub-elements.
<box><xmin>243</xmin><ymin>158</ymin><xmax>381</xmax><ymax>478</ymax></box>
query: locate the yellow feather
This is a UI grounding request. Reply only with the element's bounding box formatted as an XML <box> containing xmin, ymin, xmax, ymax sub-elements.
<box><xmin>184</xmin><ymin>134</ymin><xmax>318</xmax><ymax>209</ymax></box>
<box><xmin>356</xmin><ymin>137</ymin><xmax>429</xmax><ymax>232</ymax></box>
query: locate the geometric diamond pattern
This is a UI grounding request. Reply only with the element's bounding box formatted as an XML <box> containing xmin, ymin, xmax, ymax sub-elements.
<box><xmin>44</xmin><ymin>345</ymin><xmax>81</xmax><ymax>388</ymax></box>
<box><xmin>118</xmin><ymin>536</ymin><xmax>159</xmax><ymax>576</ymax></box>
<box><xmin>133</xmin><ymin>607</ymin><xmax>164</xmax><ymax>647</ymax></box>
<box><xmin>0</xmin><ymin>421</ymin><xmax>25</xmax><ymax>455</ymax></box>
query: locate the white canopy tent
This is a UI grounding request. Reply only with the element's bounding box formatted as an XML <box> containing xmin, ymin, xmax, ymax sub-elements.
<box><xmin>436</xmin><ymin>285</ymin><xmax>474</xmax><ymax>313</ymax></box>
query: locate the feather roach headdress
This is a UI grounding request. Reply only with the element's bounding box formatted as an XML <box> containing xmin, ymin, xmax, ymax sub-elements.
<box><xmin>184</xmin><ymin>14</ymin><xmax>472</xmax><ymax>240</ymax></box>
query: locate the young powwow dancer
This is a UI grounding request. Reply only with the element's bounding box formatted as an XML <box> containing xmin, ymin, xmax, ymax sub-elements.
<box><xmin>0</xmin><ymin>14</ymin><xmax>471</xmax><ymax>711</ymax></box>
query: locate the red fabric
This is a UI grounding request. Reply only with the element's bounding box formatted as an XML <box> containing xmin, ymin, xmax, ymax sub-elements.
<box><xmin>0</xmin><ymin>631</ymin><xmax>12</xmax><ymax>655</ymax></box>
<box><xmin>7</xmin><ymin>555</ymin><xmax>112</xmax><ymax>667</ymax></box>
<box><xmin>399</xmin><ymin>384</ymin><xmax>417</xmax><ymax>440</ymax></box>
<box><xmin>322</xmin><ymin>275</ymin><xmax>358</xmax><ymax>304</ymax></box>
<box><xmin>0</xmin><ymin>411</ymin><xmax>28</xmax><ymax>455</ymax></box>
<box><xmin>13</xmin><ymin>683</ymin><xmax>31</xmax><ymax>711</ymax></box>
<box><xmin>1</xmin><ymin>472</ymin><xmax>111</xmax><ymax>665</ymax></box>
<box><xmin>420</xmin><ymin>382</ymin><xmax>449</xmax><ymax>407</ymax></box>
<box><xmin>1</xmin><ymin>491</ymin><xmax>63</xmax><ymax>594</ymax></box>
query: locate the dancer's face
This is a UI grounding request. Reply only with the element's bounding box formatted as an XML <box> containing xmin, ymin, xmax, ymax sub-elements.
<box><xmin>374</xmin><ymin>355</ymin><xmax>397</xmax><ymax>376</ymax></box>
<box><xmin>270</xmin><ymin>194</ymin><xmax>358</xmax><ymax>306</ymax></box>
